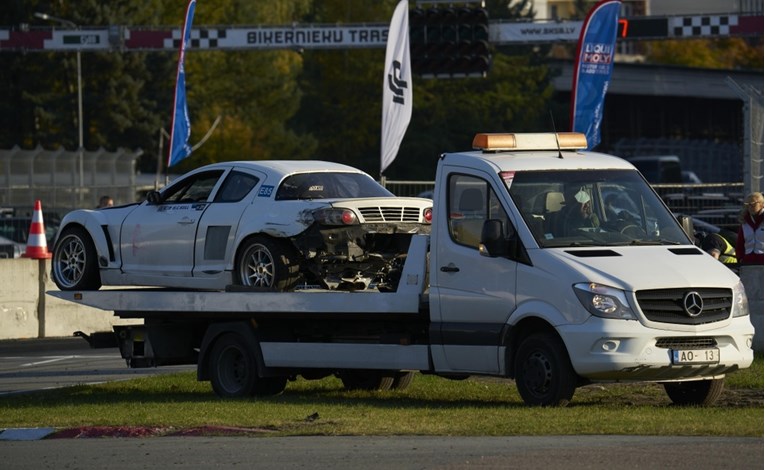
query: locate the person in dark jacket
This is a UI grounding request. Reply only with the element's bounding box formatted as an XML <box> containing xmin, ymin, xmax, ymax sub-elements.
<box><xmin>735</xmin><ymin>191</ymin><xmax>764</xmax><ymax>265</ymax></box>
<box><xmin>701</xmin><ymin>232</ymin><xmax>737</xmax><ymax>264</ymax></box>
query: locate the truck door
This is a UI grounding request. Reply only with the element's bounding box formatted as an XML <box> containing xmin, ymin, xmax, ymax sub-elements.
<box><xmin>430</xmin><ymin>171</ymin><xmax>519</xmax><ymax>374</ymax></box>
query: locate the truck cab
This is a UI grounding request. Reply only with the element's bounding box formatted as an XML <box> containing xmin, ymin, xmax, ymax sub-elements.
<box><xmin>428</xmin><ymin>132</ymin><xmax>753</xmax><ymax>405</ymax></box>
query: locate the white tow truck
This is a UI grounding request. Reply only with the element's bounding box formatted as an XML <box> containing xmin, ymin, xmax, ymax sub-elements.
<box><xmin>51</xmin><ymin>132</ymin><xmax>755</xmax><ymax>406</ymax></box>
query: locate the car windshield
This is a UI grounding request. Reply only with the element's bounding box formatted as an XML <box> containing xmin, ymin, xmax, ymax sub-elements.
<box><xmin>505</xmin><ymin>169</ymin><xmax>691</xmax><ymax>248</ymax></box>
<box><xmin>275</xmin><ymin>172</ymin><xmax>394</xmax><ymax>200</ymax></box>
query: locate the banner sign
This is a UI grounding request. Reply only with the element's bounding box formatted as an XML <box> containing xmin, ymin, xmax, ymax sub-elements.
<box><xmin>570</xmin><ymin>0</ymin><xmax>621</xmax><ymax>150</ymax></box>
<box><xmin>380</xmin><ymin>0</ymin><xmax>412</xmax><ymax>175</ymax></box>
<box><xmin>167</xmin><ymin>0</ymin><xmax>196</xmax><ymax>167</ymax></box>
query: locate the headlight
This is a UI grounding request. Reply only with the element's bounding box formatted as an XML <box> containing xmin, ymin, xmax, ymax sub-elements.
<box><xmin>312</xmin><ymin>208</ymin><xmax>359</xmax><ymax>226</ymax></box>
<box><xmin>574</xmin><ymin>282</ymin><xmax>637</xmax><ymax>320</ymax></box>
<box><xmin>731</xmin><ymin>280</ymin><xmax>750</xmax><ymax>318</ymax></box>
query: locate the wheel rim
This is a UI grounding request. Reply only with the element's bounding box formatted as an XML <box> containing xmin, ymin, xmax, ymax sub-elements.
<box><xmin>521</xmin><ymin>350</ymin><xmax>553</xmax><ymax>397</ymax></box>
<box><xmin>54</xmin><ymin>234</ymin><xmax>87</xmax><ymax>289</ymax></box>
<box><xmin>241</xmin><ymin>244</ymin><xmax>274</xmax><ymax>287</ymax></box>
<box><xmin>217</xmin><ymin>345</ymin><xmax>248</xmax><ymax>395</ymax></box>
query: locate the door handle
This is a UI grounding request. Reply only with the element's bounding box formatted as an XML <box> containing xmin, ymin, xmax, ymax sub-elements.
<box><xmin>177</xmin><ymin>217</ymin><xmax>196</xmax><ymax>225</ymax></box>
<box><xmin>440</xmin><ymin>265</ymin><xmax>460</xmax><ymax>273</ymax></box>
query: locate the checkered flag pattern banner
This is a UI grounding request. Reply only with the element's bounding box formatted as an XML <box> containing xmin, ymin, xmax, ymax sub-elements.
<box><xmin>164</xmin><ymin>28</ymin><xmax>228</xmax><ymax>49</ymax></box>
<box><xmin>670</xmin><ymin>15</ymin><xmax>738</xmax><ymax>38</ymax></box>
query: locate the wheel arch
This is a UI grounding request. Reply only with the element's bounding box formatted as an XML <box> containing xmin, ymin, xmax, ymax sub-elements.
<box><xmin>56</xmin><ymin>218</ymin><xmax>111</xmax><ymax>266</ymax></box>
<box><xmin>502</xmin><ymin>316</ymin><xmax>561</xmax><ymax>380</ymax></box>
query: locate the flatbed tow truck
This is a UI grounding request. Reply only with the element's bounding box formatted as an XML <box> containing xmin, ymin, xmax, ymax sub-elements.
<box><xmin>50</xmin><ymin>133</ymin><xmax>754</xmax><ymax>406</ymax></box>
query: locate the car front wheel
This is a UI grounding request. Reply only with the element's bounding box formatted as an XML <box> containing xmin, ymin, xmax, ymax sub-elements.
<box><xmin>51</xmin><ymin>226</ymin><xmax>102</xmax><ymax>291</ymax></box>
<box><xmin>235</xmin><ymin>236</ymin><xmax>299</xmax><ymax>291</ymax></box>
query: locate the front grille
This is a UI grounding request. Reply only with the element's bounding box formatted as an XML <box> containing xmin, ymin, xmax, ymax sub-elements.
<box><xmin>636</xmin><ymin>288</ymin><xmax>732</xmax><ymax>325</ymax></box>
<box><xmin>655</xmin><ymin>337</ymin><xmax>718</xmax><ymax>349</ymax></box>
<box><xmin>358</xmin><ymin>206</ymin><xmax>422</xmax><ymax>222</ymax></box>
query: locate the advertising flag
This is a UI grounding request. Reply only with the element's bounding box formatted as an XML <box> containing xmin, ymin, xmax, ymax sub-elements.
<box><xmin>167</xmin><ymin>0</ymin><xmax>196</xmax><ymax>167</ymax></box>
<box><xmin>570</xmin><ymin>0</ymin><xmax>621</xmax><ymax>150</ymax></box>
<box><xmin>380</xmin><ymin>0</ymin><xmax>412</xmax><ymax>175</ymax></box>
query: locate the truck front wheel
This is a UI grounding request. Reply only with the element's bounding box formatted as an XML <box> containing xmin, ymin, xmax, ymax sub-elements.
<box><xmin>514</xmin><ymin>332</ymin><xmax>577</xmax><ymax>406</ymax></box>
<box><xmin>209</xmin><ymin>333</ymin><xmax>286</xmax><ymax>398</ymax></box>
<box><xmin>663</xmin><ymin>378</ymin><xmax>724</xmax><ymax>406</ymax></box>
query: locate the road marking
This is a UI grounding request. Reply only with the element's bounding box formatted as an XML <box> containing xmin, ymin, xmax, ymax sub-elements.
<box><xmin>17</xmin><ymin>355</ymin><xmax>117</xmax><ymax>367</ymax></box>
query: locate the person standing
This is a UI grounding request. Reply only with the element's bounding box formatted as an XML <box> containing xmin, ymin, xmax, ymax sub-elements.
<box><xmin>97</xmin><ymin>195</ymin><xmax>114</xmax><ymax>209</ymax></box>
<box><xmin>735</xmin><ymin>191</ymin><xmax>764</xmax><ymax>265</ymax></box>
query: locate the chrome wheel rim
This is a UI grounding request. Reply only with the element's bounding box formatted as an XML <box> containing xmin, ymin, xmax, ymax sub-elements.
<box><xmin>54</xmin><ymin>234</ymin><xmax>86</xmax><ymax>289</ymax></box>
<box><xmin>241</xmin><ymin>244</ymin><xmax>274</xmax><ymax>287</ymax></box>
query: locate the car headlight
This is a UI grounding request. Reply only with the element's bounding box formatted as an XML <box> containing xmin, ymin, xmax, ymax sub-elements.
<box><xmin>312</xmin><ymin>208</ymin><xmax>359</xmax><ymax>226</ymax></box>
<box><xmin>574</xmin><ymin>282</ymin><xmax>637</xmax><ymax>320</ymax></box>
<box><xmin>731</xmin><ymin>280</ymin><xmax>750</xmax><ymax>318</ymax></box>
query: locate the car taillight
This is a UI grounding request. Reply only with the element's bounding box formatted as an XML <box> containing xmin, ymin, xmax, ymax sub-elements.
<box><xmin>423</xmin><ymin>207</ymin><xmax>432</xmax><ymax>223</ymax></box>
<box><xmin>313</xmin><ymin>208</ymin><xmax>359</xmax><ymax>226</ymax></box>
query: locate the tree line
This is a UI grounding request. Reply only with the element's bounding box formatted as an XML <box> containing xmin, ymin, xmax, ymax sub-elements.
<box><xmin>1</xmin><ymin>0</ymin><xmax>760</xmax><ymax>181</ymax></box>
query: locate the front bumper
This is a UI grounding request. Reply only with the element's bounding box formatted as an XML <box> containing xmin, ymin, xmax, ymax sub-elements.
<box><xmin>558</xmin><ymin>315</ymin><xmax>755</xmax><ymax>382</ymax></box>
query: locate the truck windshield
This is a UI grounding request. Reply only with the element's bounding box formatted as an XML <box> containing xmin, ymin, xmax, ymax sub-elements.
<box><xmin>505</xmin><ymin>169</ymin><xmax>691</xmax><ymax>248</ymax></box>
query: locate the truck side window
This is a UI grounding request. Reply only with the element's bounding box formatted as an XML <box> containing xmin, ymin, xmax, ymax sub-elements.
<box><xmin>448</xmin><ymin>174</ymin><xmax>512</xmax><ymax>249</ymax></box>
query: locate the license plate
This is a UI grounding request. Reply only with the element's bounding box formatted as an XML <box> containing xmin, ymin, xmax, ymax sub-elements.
<box><xmin>671</xmin><ymin>348</ymin><xmax>720</xmax><ymax>364</ymax></box>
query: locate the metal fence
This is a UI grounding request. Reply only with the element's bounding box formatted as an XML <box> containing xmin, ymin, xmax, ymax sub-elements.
<box><xmin>382</xmin><ymin>179</ymin><xmax>745</xmax><ymax>232</ymax></box>
<box><xmin>0</xmin><ymin>145</ymin><xmax>143</xmax><ymax>218</ymax></box>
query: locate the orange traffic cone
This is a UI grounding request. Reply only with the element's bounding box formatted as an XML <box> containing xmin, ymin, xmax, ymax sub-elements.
<box><xmin>22</xmin><ymin>200</ymin><xmax>52</xmax><ymax>259</ymax></box>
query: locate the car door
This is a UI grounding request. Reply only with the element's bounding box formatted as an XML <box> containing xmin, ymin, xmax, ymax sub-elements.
<box><xmin>192</xmin><ymin>168</ymin><xmax>265</xmax><ymax>279</ymax></box>
<box><xmin>120</xmin><ymin>169</ymin><xmax>225</xmax><ymax>278</ymax></box>
<box><xmin>431</xmin><ymin>170</ymin><xmax>519</xmax><ymax>374</ymax></box>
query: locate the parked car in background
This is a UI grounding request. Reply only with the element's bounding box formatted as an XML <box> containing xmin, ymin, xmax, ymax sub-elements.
<box><xmin>52</xmin><ymin>161</ymin><xmax>432</xmax><ymax>292</ymax></box>
<box><xmin>0</xmin><ymin>216</ymin><xmax>59</xmax><ymax>249</ymax></box>
<box><xmin>627</xmin><ymin>155</ymin><xmax>682</xmax><ymax>184</ymax></box>
<box><xmin>0</xmin><ymin>234</ymin><xmax>24</xmax><ymax>258</ymax></box>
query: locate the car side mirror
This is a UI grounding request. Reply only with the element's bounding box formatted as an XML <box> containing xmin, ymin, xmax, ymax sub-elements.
<box><xmin>146</xmin><ymin>190</ymin><xmax>162</xmax><ymax>205</ymax></box>
<box><xmin>479</xmin><ymin>219</ymin><xmax>509</xmax><ymax>257</ymax></box>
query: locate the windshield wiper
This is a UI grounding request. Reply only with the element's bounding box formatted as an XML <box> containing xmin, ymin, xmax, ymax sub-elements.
<box><xmin>628</xmin><ymin>239</ymin><xmax>681</xmax><ymax>246</ymax></box>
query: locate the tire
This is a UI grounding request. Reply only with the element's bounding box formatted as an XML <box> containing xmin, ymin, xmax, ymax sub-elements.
<box><xmin>339</xmin><ymin>370</ymin><xmax>395</xmax><ymax>391</ymax></box>
<box><xmin>51</xmin><ymin>226</ymin><xmax>102</xmax><ymax>291</ymax></box>
<box><xmin>235</xmin><ymin>236</ymin><xmax>299</xmax><ymax>291</ymax></box>
<box><xmin>391</xmin><ymin>371</ymin><xmax>415</xmax><ymax>390</ymax></box>
<box><xmin>663</xmin><ymin>378</ymin><xmax>724</xmax><ymax>406</ymax></box>
<box><xmin>208</xmin><ymin>333</ymin><xmax>259</xmax><ymax>398</ymax></box>
<box><xmin>514</xmin><ymin>332</ymin><xmax>577</xmax><ymax>407</ymax></box>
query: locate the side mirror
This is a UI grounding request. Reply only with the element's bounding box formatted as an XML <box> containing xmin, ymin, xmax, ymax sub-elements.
<box><xmin>146</xmin><ymin>190</ymin><xmax>162</xmax><ymax>205</ymax></box>
<box><xmin>677</xmin><ymin>215</ymin><xmax>695</xmax><ymax>242</ymax></box>
<box><xmin>479</xmin><ymin>219</ymin><xmax>509</xmax><ymax>257</ymax></box>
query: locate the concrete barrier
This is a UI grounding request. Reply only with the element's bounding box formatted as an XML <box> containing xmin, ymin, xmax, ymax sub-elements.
<box><xmin>0</xmin><ymin>258</ymin><xmax>140</xmax><ymax>340</ymax></box>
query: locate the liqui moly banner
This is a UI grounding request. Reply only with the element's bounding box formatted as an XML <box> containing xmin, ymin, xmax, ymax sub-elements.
<box><xmin>570</xmin><ymin>0</ymin><xmax>621</xmax><ymax>150</ymax></box>
<box><xmin>167</xmin><ymin>0</ymin><xmax>196</xmax><ymax>167</ymax></box>
<box><xmin>380</xmin><ymin>0</ymin><xmax>412</xmax><ymax>175</ymax></box>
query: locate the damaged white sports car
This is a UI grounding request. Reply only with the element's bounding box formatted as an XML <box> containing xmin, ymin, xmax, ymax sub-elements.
<box><xmin>51</xmin><ymin>161</ymin><xmax>432</xmax><ymax>292</ymax></box>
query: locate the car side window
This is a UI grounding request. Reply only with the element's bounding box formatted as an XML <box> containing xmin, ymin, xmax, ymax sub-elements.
<box><xmin>214</xmin><ymin>171</ymin><xmax>259</xmax><ymax>203</ymax></box>
<box><xmin>162</xmin><ymin>170</ymin><xmax>224</xmax><ymax>203</ymax></box>
<box><xmin>447</xmin><ymin>174</ymin><xmax>513</xmax><ymax>249</ymax></box>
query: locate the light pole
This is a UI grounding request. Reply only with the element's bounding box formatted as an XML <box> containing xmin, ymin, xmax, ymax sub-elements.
<box><xmin>34</xmin><ymin>12</ymin><xmax>84</xmax><ymax>205</ymax></box>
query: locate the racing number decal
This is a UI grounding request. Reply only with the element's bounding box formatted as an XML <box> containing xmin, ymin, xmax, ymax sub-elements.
<box><xmin>258</xmin><ymin>185</ymin><xmax>274</xmax><ymax>197</ymax></box>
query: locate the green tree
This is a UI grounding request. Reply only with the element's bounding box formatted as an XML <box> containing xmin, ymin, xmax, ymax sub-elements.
<box><xmin>643</xmin><ymin>38</ymin><xmax>764</xmax><ymax>70</ymax></box>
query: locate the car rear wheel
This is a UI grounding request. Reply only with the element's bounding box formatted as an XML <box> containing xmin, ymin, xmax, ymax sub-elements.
<box><xmin>51</xmin><ymin>226</ymin><xmax>101</xmax><ymax>291</ymax></box>
<box><xmin>235</xmin><ymin>236</ymin><xmax>299</xmax><ymax>291</ymax></box>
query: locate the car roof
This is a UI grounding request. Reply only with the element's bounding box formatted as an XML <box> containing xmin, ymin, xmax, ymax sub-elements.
<box><xmin>201</xmin><ymin>160</ymin><xmax>367</xmax><ymax>176</ymax></box>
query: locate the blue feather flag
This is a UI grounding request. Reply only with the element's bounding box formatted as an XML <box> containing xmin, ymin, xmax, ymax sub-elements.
<box><xmin>167</xmin><ymin>0</ymin><xmax>196</xmax><ymax>167</ymax></box>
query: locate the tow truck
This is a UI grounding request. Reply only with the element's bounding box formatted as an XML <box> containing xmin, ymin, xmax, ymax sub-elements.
<box><xmin>51</xmin><ymin>132</ymin><xmax>754</xmax><ymax>406</ymax></box>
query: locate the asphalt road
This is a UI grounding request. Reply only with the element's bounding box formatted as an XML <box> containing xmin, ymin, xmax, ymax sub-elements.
<box><xmin>0</xmin><ymin>338</ymin><xmax>762</xmax><ymax>469</ymax></box>
<box><xmin>0</xmin><ymin>336</ymin><xmax>192</xmax><ymax>396</ymax></box>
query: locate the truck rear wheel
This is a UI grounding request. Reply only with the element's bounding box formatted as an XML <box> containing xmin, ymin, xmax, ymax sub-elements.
<box><xmin>663</xmin><ymin>378</ymin><xmax>724</xmax><ymax>406</ymax></box>
<box><xmin>339</xmin><ymin>370</ymin><xmax>395</xmax><ymax>391</ymax></box>
<box><xmin>209</xmin><ymin>333</ymin><xmax>286</xmax><ymax>398</ymax></box>
<box><xmin>514</xmin><ymin>332</ymin><xmax>577</xmax><ymax>407</ymax></box>
<box><xmin>391</xmin><ymin>371</ymin><xmax>415</xmax><ymax>390</ymax></box>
